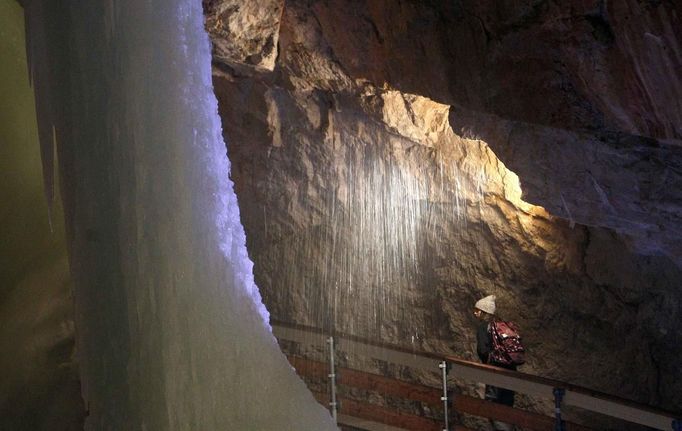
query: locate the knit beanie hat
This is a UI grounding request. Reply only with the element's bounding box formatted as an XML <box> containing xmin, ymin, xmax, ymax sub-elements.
<box><xmin>475</xmin><ymin>295</ymin><xmax>496</xmax><ymax>315</ymax></box>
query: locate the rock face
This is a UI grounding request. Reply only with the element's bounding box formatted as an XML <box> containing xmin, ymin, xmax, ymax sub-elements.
<box><xmin>295</xmin><ymin>0</ymin><xmax>682</xmax><ymax>265</ymax></box>
<box><xmin>308</xmin><ymin>0</ymin><xmax>682</xmax><ymax>139</ymax></box>
<box><xmin>203</xmin><ymin>0</ymin><xmax>283</xmax><ymax>72</ymax></box>
<box><xmin>206</xmin><ymin>0</ymin><xmax>682</xmax><ymax>423</ymax></box>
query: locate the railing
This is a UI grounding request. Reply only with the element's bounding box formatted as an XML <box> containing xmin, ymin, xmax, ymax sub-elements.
<box><xmin>272</xmin><ymin>320</ymin><xmax>682</xmax><ymax>431</ymax></box>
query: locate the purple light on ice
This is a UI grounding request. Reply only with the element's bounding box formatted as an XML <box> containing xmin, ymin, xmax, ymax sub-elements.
<box><xmin>178</xmin><ymin>0</ymin><xmax>270</xmax><ymax>328</ymax></box>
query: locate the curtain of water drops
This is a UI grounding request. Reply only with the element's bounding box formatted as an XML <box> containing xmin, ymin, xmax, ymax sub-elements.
<box><xmin>276</xmin><ymin>134</ymin><xmax>500</xmax><ymax>406</ymax></box>
<box><xmin>327</xmin><ymin>148</ymin><xmax>427</xmax><ymax>334</ymax></box>
<box><xmin>280</xmin><ymin>139</ymin><xmax>490</xmax><ymax>339</ymax></box>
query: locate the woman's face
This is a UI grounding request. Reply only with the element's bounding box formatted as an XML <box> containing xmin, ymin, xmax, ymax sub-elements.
<box><xmin>473</xmin><ymin>308</ymin><xmax>483</xmax><ymax>320</ymax></box>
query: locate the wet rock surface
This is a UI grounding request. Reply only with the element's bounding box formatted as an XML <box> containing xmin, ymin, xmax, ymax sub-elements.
<box><xmin>206</xmin><ymin>0</ymin><xmax>682</xmax><ymax>424</ymax></box>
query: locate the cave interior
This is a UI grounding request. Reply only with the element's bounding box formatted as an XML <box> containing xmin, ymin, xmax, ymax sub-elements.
<box><xmin>1</xmin><ymin>0</ymin><xmax>681</xmax><ymax>430</ymax></box>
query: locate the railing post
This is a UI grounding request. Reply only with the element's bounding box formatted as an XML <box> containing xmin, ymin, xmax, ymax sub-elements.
<box><xmin>673</xmin><ymin>418</ymin><xmax>682</xmax><ymax>431</ymax></box>
<box><xmin>327</xmin><ymin>336</ymin><xmax>338</xmax><ymax>423</ymax></box>
<box><xmin>553</xmin><ymin>387</ymin><xmax>566</xmax><ymax>431</ymax></box>
<box><xmin>439</xmin><ymin>360</ymin><xmax>451</xmax><ymax>431</ymax></box>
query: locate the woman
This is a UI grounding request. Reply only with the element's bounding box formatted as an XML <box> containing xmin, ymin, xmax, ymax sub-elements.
<box><xmin>473</xmin><ymin>294</ymin><xmax>516</xmax><ymax>431</ymax></box>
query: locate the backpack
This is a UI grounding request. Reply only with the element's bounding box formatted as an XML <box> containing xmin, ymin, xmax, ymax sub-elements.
<box><xmin>489</xmin><ymin>320</ymin><xmax>525</xmax><ymax>366</ymax></box>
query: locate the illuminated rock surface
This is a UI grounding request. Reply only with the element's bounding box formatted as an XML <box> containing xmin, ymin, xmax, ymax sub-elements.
<box><xmin>203</xmin><ymin>0</ymin><xmax>283</xmax><ymax>72</ymax></box>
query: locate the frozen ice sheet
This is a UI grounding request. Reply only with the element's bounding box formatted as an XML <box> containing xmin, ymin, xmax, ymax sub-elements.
<box><xmin>23</xmin><ymin>0</ymin><xmax>337</xmax><ymax>429</ymax></box>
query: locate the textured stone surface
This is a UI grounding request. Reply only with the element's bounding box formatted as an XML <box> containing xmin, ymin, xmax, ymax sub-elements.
<box><xmin>203</xmin><ymin>0</ymin><xmax>283</xmax><ymax>72</ymax></box>
<box><xmin>206</xmin><ymin>0</ymin><xmax>682</xmax><ymax>424</ymax></box>
<box><xmin>309</xmin><ymin>0</ymin><xmax>682</xmax><ymax>139</ymax></box>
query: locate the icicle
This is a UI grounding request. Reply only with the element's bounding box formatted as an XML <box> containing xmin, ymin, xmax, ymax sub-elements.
<box><xmin>23</xmin><ymin>0</ymin><xmax>56</xmax><ymax>228</ymax></box>
<box><xmin>560</xmin><ymin>192</ymin><xmax>576</xmax><ymax>229</ymax></box>
<box><xmin>589</xmin><ymin>172</ymin><xmax>616</xmax><ymax>213</ymax></box>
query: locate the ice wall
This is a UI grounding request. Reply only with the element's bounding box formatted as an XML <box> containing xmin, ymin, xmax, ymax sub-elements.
<box><xmin>22</xmin><ymin>0</ymin><xmax>337</xmax><ymax>429</ymax></box>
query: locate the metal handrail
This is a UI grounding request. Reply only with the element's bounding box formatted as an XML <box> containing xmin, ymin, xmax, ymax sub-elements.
<box><xmin>271</xmin><ymin>320</ymin><xmax>681</xmax><ymax>431</ymax></box>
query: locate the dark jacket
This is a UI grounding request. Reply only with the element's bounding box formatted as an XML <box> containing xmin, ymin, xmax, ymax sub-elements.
<box><xmin>476</xmin><ymin>321</ymin><xmax>493</xmax><ymax>363</ymax></box>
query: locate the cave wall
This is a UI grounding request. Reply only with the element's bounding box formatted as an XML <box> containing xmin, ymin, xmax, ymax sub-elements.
<box><xmin>206</xmin><ymin>0</ymin><xmax>682</xmax><ymax>419</ymax></box>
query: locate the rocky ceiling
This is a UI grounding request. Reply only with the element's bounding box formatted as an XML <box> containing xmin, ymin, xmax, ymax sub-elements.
<box><xmin>204</xmin><ymin>0</ymin><xmax>682</xmax><ymax>419</ymax></box>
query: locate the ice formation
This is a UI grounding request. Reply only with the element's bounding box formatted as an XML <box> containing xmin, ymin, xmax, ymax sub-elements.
<box><xmin>22</xmin><ymin>0</ymin><xmax>337</xmax><ymax>429</ymax></box>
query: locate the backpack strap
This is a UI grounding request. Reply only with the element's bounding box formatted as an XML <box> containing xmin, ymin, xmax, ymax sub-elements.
<box><xmin>488</xmin><ymin>320</ymin><xmax>500</xmax><ymax>364</ymax></box>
